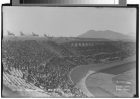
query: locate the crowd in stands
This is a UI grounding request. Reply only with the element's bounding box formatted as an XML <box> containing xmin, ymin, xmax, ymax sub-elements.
<box><xmin>2</xmin><ymin>40</ymin><xmax>87</xmax><ymax>97</ymax></box>
<box><xmin>3</xmin><ymin>67</ymin><xmax>51</xmax><ymax>97</ymax></box>
<box><xmin>2</xmin><ymin>39</ymin><xmax>135</xmax><ymax>97</ymax></box>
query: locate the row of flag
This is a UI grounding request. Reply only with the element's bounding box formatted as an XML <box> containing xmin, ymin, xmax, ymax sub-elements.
<box><xmin>7</xmin><ymin>31</ymin><xmax>53</xmax><ymax>37</ymax></box>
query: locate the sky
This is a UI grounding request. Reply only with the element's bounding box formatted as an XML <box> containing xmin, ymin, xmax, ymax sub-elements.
<box><xmin>3</xmin><ymin>6</ymin><xmax>136</xmax><ymax>37</ymax></box>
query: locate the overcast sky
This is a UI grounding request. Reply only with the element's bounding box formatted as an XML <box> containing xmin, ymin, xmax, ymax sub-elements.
<box><xmin>3</xmin><ymin>7</ymin><xmax>136</xmax><ymax>37</ymax></box>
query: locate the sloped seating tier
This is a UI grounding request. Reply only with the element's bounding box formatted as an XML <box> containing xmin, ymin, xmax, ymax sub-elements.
<box><xmin>3</xmin><ymin>72</ymin><xmax>39</xmax><ymax>91</ymax></box>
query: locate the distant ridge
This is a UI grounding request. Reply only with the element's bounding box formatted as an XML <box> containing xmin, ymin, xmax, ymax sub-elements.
<box><xmin>78</xmin><ymin>30</ymin><xmax>135</xmax><ymax>41</ymax></box>
<box><xmin>2</xmin><ymin>35</ymin><xmax>47</xmax><ymax>41</ymax></box>
<box><xmin>2</xmin><ymin>30</ymin><xmax>135</xmax><ymax>42</ymax></box>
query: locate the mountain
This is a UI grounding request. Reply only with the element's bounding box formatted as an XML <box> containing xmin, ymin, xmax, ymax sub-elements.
<box><xmin>78</xmin><ymin>30</ymin><xmax>135</xmax><ymax>41</ymax></box>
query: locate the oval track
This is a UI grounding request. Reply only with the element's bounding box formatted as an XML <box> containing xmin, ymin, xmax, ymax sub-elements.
<box><xmin>69</xmin><ymin>56</ymin><xmax>136</xmax><ymax>97</ymax></box>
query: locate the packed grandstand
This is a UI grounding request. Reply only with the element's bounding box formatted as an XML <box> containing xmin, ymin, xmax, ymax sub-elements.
<box><xmin>2</xmin><ymin>36</ymin><xmax>136</xmax><ymax>97</ymax></box>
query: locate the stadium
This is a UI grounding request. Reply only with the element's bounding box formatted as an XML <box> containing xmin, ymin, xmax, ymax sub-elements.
<box><xmin>2</xmin><ymin>33</ymin><xmax>136</xmax><ymax>97</ymax></box>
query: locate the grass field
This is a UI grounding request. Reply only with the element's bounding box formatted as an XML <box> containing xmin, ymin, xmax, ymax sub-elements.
<box><xmin>70</xmin><ymin>56</ymin><xmax>136</xmax><ymax>84</ymax></box>
<box><xmin>70</xmin><ymin>56</ymin><xmax>136</xmax><ymax>97</ymax></box>
<box><xmin>86</xmin><ymin>68</ymin><xmax>136</xmax><ymax>97</ymax></box>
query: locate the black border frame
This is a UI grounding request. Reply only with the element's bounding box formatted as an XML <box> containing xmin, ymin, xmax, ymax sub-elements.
<box><xmin>17</xmin><ymin>0</ymin><xmax>127</xmax><ymax>6</ymax></box>
<box><xmin>1</xmin><ymin>3</ymin><xmax>139</xmax><ymax>98</ymax></box>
